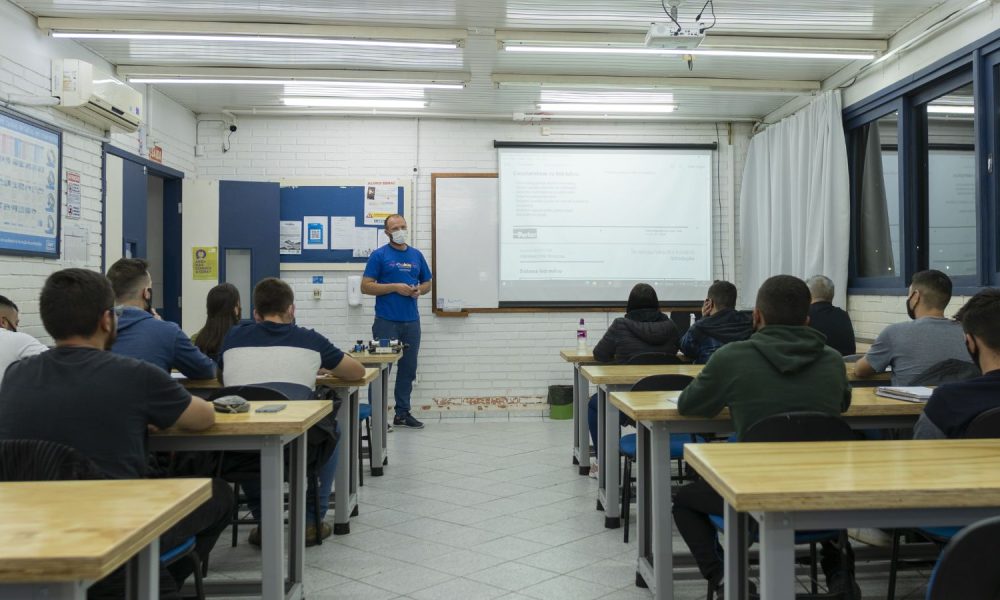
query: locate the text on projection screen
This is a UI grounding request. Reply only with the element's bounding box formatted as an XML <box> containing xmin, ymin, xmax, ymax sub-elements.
<box><xmin>497</xmin><ymin>147</ymin><xmax>713</xmax><ymax>303</ymax></box>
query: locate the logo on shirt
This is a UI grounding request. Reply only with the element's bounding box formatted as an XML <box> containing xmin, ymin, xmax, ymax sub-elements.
<box><xmin>389</xmin><ymin>261</ymin><xmax>414</xmax><ymax>272</ymax></box>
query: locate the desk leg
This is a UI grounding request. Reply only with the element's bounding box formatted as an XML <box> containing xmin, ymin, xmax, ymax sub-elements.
<box><xmin>574</xmin><ymin>364</ymin><xmax>590</xmax><ymax>475</ymax></box>
<box><xmin>125</xmin><ymin>538</ymin><xmax>159</xmax><ymax>600</ymax></box>
<box><xmin>335</xmin><ymin>388</ymin><xmax>360</xmax><ymax>535</ymax></box>
<box><xmin>261</xmin><ymin>437</ymin><xmax>285</xmax><ymax>600</ymax></box>
<box><xmin>288</xmin><ymin>433</ymin><xmax>306</xmax><ymax>594</ymax></box>
<box><xmin>650</xmin><ymin>422</ymin><xmax>673</xmax><ymax>599</ymax></box>
<box><xmin>723</xmin><ymin>502</ymin><xmax>749</xmax><ymax>600</ymax></box>
<box><xmin>370</xmin><ymin>365</ymin><xmax>386</xmax><ymax>476</ymax></box>
<box><xmin>596</xmin><ymin>385</ymin><xmax>606</xmax><ymax>511</ymax></box>
<box><xmin>602</xmin><ymin>385</ymin><xmax>621</xmax><ymax>528</ymax></box>
<box><xmin>635</xmin><ymin>421</ymin><xmax>652</xmax><ymax>591</ymax></box>
<box><xmin>758</xmin><ymin>512</ymin><xmax>795</xmax><ymax>600</ymax></box>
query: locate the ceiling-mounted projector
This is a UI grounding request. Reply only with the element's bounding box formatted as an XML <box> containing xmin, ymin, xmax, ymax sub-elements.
<box><xmin>644</xmin><ymin>22</ymin><xmax>705</xmax><ymax>49</ymax></box>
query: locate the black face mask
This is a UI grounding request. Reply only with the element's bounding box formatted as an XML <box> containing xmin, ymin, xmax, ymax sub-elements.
<box><xmin>906</xmin><ymin>293</ymin><xmax>917</xmax><ymax>321</ymax></box>
<box><xmin>2</xmin><ymin>318</ymin><xmax>15</xmax><ymax>333</ymax></box>
<box><xmin>967</xmin><ymin>340</ymin><xmax>981</xmax><ymax>372</ymax></box>
<box><xmin>145</xmin><ymin>289</ymin><xmax>154</xmax><ymax>313</ymax></box>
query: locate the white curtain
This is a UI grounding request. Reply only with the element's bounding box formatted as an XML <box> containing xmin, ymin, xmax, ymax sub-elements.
<box><xmin>738</xmin><ymin>90</ymin><xmax>851</xmax><ymax>309</ymax></box>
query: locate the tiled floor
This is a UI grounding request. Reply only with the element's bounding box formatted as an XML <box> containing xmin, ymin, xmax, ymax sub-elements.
<box><xmin>206</xmin><ymin>418</ymin><xmax>931</xmax><ymax>599</ymax></box>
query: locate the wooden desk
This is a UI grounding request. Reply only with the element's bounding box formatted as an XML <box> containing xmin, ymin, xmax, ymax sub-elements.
<box><xmin>348</xmin><ymin>351</ymin><xmax>402</xmax><ymax>477</ymax></box>
<box><xmin>685</xmin><ymin>440</ymin><xmax>1000</xmax><ymax>600</ymax></box>
<box><xmin>582</xmin><ymin>363</ymin><xmax>892</xmax><ymax>533</ymax></box>
<box><xmin>152</xmin><ymin>401</ymin><xmax>331</xmax><ymax>600</ymax></box>
<box><xmin>560</xmin><ymin>349</ymin><xmax>599</xmax><ymax>475</ymax></box>
<box><xmin>607</xmin><ymin>388</ymin><xmax>922</xmax><ymax>600</ymax></box>
<box><xmin>0</xmin><ymin>479</ymin><xmax>210</xmax><ymax>600</ymax></box>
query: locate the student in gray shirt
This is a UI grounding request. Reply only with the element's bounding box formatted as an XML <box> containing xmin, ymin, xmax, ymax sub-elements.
<box><xmin>855</xmin><ymin>270</ymin><xmax>968</xmax><ymax>385</ymax></box>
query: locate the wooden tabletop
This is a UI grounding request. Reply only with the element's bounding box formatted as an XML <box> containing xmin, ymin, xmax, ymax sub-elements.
<box><xmin>581</xmin><ymin>363</ymin><xmax>889</xmax><ymax>385</ymax></box>
<box><xmin>154</xmin><ymin>400</ymin><xmax>332</xmax><ymax>437</ymax></box>
<box><xmin>610</xmin><ymin>387</ymin><xmax>923</xmax><ymax>422</ymax></box>
<box><xmin>179</xmin><ymin>367</ymin><xmax>379</xmax><ymax>390</ymax></box>
<box><xmin>685</xmin><ymin>439</ymin><xmax>1000</xmax><ymax>512</ymax></box>
<box><xmin>560</xmin><ymin>349</ymin><xmax>596</xmax><ymax>362</ymax></box>
<box><xmin>0</xmin><ymin>478</ymin><xmax>210</xmax><ymax>583</ymax></box>
<box><xmin>348</xmin><ymin>351</ymin><xmax>403</xmax><ymax>364</ymax></box>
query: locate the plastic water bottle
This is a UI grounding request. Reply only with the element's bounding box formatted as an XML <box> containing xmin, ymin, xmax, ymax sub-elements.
<box><xmin>577</xmin><ymin>318</ymin><xmax>587</xmax><ymax>351</ymax></box>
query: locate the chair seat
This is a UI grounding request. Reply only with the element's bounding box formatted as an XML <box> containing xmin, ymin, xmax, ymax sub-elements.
<box><xmin>161</xmin><ymin>536</ymin><xmax>196</xmax><ymax>564</ymax></box>
<box><xmin>708</xmin><ymin>515</ymin><xmax>838</xmax><ymax>544</ymax></box>
<box><xmin>618</xmin><ymin>433</ymin><xmax>688</xmax><ymax>459</ymax></box>
<box><xmin>920</xmin><ymin>526</ymin><xmax>960</xmax><ymax>541</ymax></box>
<box><xmin>359</xmin><ymin>403</ymin><xmax>372</xmax><ymax>420</ymax></box>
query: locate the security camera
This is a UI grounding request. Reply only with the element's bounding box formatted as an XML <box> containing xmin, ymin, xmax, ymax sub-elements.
<box><xmin>228</xmin><ymin>124</ymin><xmax>237</xmax><ymax>133</ymax></box>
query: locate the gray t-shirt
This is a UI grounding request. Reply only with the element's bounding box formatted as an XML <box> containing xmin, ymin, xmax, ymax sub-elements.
<box><xmin>865</xmin><ymin>317</ymin><xmax>968</xmax><ymax>385</ymax></box>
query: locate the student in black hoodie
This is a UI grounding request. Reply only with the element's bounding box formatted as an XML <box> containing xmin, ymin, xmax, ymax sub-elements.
<box><xmin>587</xmin><ymin>283</ymin><xmax>679</xmax><ymax>466</ymax></box>
<box><xmin>679</xmin><ymin>280</ymin><xmax>753</xmax><ymax>364</ymax></box>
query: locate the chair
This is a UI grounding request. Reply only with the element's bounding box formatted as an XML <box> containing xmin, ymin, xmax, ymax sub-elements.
<box><xmin>925</xmin><ymin>515</ymin><xmax>1000</xmax><ymax>600</ymax></box>
<box><xmin>706</xmin><ymin>412</ymin><xmax>857</xmax><ymax>600</ymax></box>
<box><xmin>620</xmin><ymin>374</ymin><xmax>694</xmax><ymax>543</ymax></box>
<box><xmin>887</xmin><ymin>405</ymin><xmax>1000</xmax><ymax>599</ymax></box>
<box><xmin>0</xmin><ymin>440</ymin><xmax>206</xmax><ymax>600</ymax></box>
<box><xmin>208</xmin><ymin>385</ymin><xmax>326</xmax><ymax>547</ymax></box>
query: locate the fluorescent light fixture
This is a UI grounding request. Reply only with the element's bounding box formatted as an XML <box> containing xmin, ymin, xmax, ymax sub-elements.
<box><xmin>52</xmin><ymin>32</ymin><xmax>458</xmax><ymax>50</ymax></box>
<box><xmin>127</xmin><ymin>77</ymin><xmax>464</xmax><ymax>89</ymax></box>
<box><xmin>927</xmin><ymin>105</ymin><xmax>975</xmax><ymax>115</ymax></box>
<box><xmin>540</xmin><ymin>90</ymin><xmax>674</xmax><ymax>103</ymax></box>
<box><xmin>537</xmin><ymin>103</ymin><xmax>676</xmax><ymax>114</ymax></box>
<box><xmin>282</xmin><ymin>97</ymin><xmax>426</xmax><ymax>108</ymax></box>
<box><xmin>504</xmin><ymin>44</ymin><xmax>874</xmax><ymax>60</ymax></box>
<box><xmin>517</xmin><ymin>113</ymin><xmax>682</xmax><ymax>121</ymax></box>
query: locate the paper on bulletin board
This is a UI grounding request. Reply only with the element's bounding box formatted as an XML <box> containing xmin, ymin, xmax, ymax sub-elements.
<box><xmin>330</xmin><ymin>216</ymin><xmax>355</xmax><ymax>250</ymax></box>
<box><xmin>364</xmin><ymin>180</ymin><xmax>397</xmax><ymax>226</ymax></box>
<box><xmin>192</xmin><ymin>246</ymin><xmax>218</xmax><ymax>280</ymax></box>
<box><xmin>303</xmin><ymin>216</ymin><xmax>328</xmax><ymax>250</ymax></box>
<box><xmin>279</xmin><ymin>220</ymin><xmax>301</xmax><ymax>254</ymax></box>
<box><xmin>352</xmin><ymin>227</ymin><xmax>380</xmax><ymax>258</ymax></box>
<box><xmin>62</xmin><ymin>223</ymin><xmax>88</xmax><ymax>263</ymax></box>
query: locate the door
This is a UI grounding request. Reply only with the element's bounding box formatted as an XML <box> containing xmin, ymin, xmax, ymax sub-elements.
<box><xmin>219</xmin><ymin>181</ymin><xmax>280</xmax><ymax>318</ymax></box>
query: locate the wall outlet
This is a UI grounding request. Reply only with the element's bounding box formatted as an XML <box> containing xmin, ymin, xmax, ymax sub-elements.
<box><xmin>313</xmin><ymin>288</ymin><xmax>322</xmax><ymax>300</ymax></box>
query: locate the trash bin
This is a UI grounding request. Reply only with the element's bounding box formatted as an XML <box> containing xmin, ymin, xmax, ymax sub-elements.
<box><xmin>547</xmin><ymin>384</ymin><xmax>573</xmax><ymax>420</ymax></box>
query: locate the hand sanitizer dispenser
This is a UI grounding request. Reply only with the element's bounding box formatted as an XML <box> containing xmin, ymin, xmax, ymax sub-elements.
<box><xmin>347</xmin><ymin>275</ymin><xmax>362</xmax><ymax>307</ymax></box>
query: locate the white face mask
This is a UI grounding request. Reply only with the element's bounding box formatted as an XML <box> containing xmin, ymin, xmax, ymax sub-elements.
<box><xmin>390</xmin><ymin>229</ymin><xmax>408</xmax><ymax>245</ymax></box>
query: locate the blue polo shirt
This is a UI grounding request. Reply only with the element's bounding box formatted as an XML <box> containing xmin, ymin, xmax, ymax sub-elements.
<box><xmin>363</xmin><ymin>244</ymin><xmax>432</xmax><ymax>322</ymax></box>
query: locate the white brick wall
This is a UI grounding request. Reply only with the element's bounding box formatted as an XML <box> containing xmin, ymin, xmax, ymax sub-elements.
<box><xmin>848</xmin><ymin>294</ymin><xmax>971</xmax><ymax>341</ymax></box>
<box><xmin>197</xmin><ymin>115</ymin><xmax>750</xmax><ymax>402</ymax></box>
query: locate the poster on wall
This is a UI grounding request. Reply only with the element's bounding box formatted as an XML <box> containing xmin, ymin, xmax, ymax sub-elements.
<box><xmin>65</xmin><ymin>170</ymin><xmax>81</xmax><ymax>220</ymax></box>
<box><xmin>279</xmin><ymin>220</ymin><xmax>302</xmax><ymax>254</ymax></box>
<box><xmin>363</xmin><ymin>180</ymin><xmax>398</xmax><ymax>225</ymax></box>
<box><xmin>303</xmin><ymin>216</ymin><xmax>328</xmax><ymax>250</ymax></box>
<box><xmin>0</xmin><ymin>108</ymin><xmax>62</xmax><ymax>256</ymax></box>
<box><xmin>192</xmin><ymin>246</ymin><xmax>218</xmax><ymax>280</ymax></box>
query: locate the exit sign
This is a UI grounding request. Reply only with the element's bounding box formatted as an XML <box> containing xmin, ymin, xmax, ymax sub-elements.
<box><xmin>149</xmin><ymin>145</ymin><xmax>163</xmax><ymax>163</ymax></box>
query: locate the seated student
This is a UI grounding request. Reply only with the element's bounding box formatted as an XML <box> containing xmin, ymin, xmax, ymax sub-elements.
<box><xmin>0</xmin><ymin>295</ymin><xmax>46</xmax><ymax>382</ymax></box>
<box><xmin>855</xmin><ymin>269</ymin><xmax>968</xmax><ymax>385</ymax></box>
<box><xmin>106</xmin><ymin>258</ymin><xmax>217</xmax><ymax>379</ymax></box>
<box><xmin>673</xmin><ymin>275</ymin><xmax>853</xmax><ymax>596</ymax></box>
<box><xmin>193</xmin><ymin>282</ymin><xmax>242</xmax><ymax>365</ymax></box>
<box><xmin>0</xmin><ymin>268</ymin><xmax>232</xmax><ymax>592</ymax></box>
<box><xmin>586</xmin><ymin>283</ymin><xmax>679</xmax><ymax>473</ymax></box>
<box><xmin>914</xmin><ymin>289</ymin><xmax>1000</xmax><ymax>439</ymax></box>
<box><xmin>220</xmin><ymin>277</ymin><xmax>365</xmax><ymax>545</ymax></box>
<box><xmin>679</xmin><ymin>280</ymin><xmax>752</xmax><ymax>364</ymax></box>
<box><xmin>806</xmin><ymin>275</ymin><xmax>856</xmax><ymax>356</ymax></box>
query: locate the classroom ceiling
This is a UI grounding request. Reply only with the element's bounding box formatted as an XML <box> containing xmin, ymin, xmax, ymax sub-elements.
<box><xmin>15</xmin><ymin>0</ymin><xmax>952</xmax><ymax>121</ymax></box>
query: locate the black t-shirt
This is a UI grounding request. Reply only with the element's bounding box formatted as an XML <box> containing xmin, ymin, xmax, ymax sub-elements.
<box><xmin>0</xmin><ymin>346</ymin><xmax>191</xmax><ymax>478</ymax></box>
<box><xmin>808</xmin><ymin>301</ymin><xmax>857</xmax><ymax>356</ymax></box>
<box><xmin>924</xmin><ymin>370</ymin><xmax>1000</xmax><ymax>438</ymax></box>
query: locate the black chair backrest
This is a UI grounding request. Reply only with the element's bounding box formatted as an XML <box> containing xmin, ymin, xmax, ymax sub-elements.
<box><xmin>927</xmin><ymin>515</ymin><xmax>1000</xmax><ymax>600</ymax></box>
<box><xmin>911</xmin><ymin>359</ymin><xmax>982</xmax><ymax>386</ymax></box>
<box><xmin>631</xmin><ymin>374</ymin><xmax>694</xmax><ymax>392</ymax></box>
<box><xmin>963</xmin><ymin>406</ymin><xmax>1000</xmax><ymax>439</ymax></box>
<box><xmin>743</xmin><ymin>412</ymin><xmax>854</xmax><ymax>443</ymax></box>
<box><xmin>0</xmin><ymin>439</ymin><xmax>105</xmax><ymax>481</ymax></box>
<box><xmin>624</xmin><ymin>352</ymin><xmax>683</xmax><ymax>365</ymax></box>
<box><xmin>207</xmin><ymin>384</ymin><xmax>292</xmax><ymax>401</ymax></box>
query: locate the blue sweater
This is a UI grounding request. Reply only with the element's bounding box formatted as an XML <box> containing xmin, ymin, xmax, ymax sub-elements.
<box><xmin>111</xmin><ymin>307</ymin><xmax>216</xmax><ymax>379</ymax></box>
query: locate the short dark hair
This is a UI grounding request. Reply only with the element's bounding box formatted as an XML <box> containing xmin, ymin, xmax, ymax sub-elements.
<box><xmin>755</xmin><ymin>275</ymin><xmax>811</xmax><ymax>326</ymax></box>
<box><xmin>626</xmin><ymin>283</ymin><xmax>659</xmax><ymax>313</ymax></box>
<box><xmin>40</xmin><ymin>268</ymin><xmax>115</xmax><ymax>340</ymax></box>
<box><xmin>106</xmin><ymin>258</ymin><xmax>150</xmax><ymax>301</ymax></box>
<box><xmin>954</xmin><ymin>288</ymin><xmax>1000</xmax><ymax>351</ymax></box>
<box><xmin>0</xmin><ymin>295</ymin><xmax>17</xmax><ymax>313</ymax></box>
<box><xmin>911</xmin><ymin>269</ymin><xmax>952</xmax><ymax>310</ymax></box>
<box><xmin>707</xmin><ymin>280</ymin><xmax>737</xmax><ymax>310</ymax></box>
<box><xmin>253</xmin><ymin>278</ymin><xmax>294</xmax><ymax>317</ymax></box>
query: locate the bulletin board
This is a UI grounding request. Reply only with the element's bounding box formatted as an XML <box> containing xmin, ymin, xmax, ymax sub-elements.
<box><xmin>278</xmin><ymin>180</ymin><xmax>406</xmax><ymax>267</ymax></box>
<box><xmin>0</xmin><ymin>107</ymin><xmax>62</xmax><ymax>257</ymax></box>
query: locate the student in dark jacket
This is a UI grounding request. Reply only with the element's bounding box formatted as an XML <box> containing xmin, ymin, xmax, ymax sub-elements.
<box><xmin>806</xmin><ymin>275</ymin><xmax>856</xmax><ymax>356</ymax></box>
<box><xmin>587</xmin><ymin>284</ymin><xmax>679</xmax><ymax>465</ymax></box>
<box><xmin>679</xmin><ymin>280</ymin><xmax>752</xmax><ymax>364</ymax></box>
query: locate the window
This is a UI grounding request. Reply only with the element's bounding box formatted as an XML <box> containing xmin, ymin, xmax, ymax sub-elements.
<box><xmin>852</xmin><ymin>112</ymin><xmax>901</xmax><ymax>278</ymax></box>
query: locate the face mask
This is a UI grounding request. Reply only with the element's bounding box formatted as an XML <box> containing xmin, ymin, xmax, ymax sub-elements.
<box><xmin>144</xmin><ymin>288</ymin><xmax>154</xmax><ymax>314</ymax></box>
<box><xmin>390</xmin><ymin>229</ymin><xmax>408</xmax><ymax>245</ymax></box>
<box><xmin>1</xmin><ymin>317</ymin><xmax>15</xmax><ymax>333</ymax></box>
<box><xmin>905</xmin><ymin>293</ymin><xmax>917</xmax><ymax>321</ymax></box>
<box><xmin>967</xmin><ymin>339</ymin><xmax>981</xmax><ymax>371</ymax></box>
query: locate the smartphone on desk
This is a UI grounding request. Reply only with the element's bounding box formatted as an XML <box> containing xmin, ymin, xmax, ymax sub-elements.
<box><xmin>255</xmin><ymin>404</ymin><xmax>287</xmax><ymax>413</ymax></box>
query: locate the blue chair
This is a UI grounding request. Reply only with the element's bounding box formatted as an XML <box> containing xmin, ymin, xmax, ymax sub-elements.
<box><xmin>160</xmin><ymin>536</ymin><xmax>205</xmax><ymax>600</ymax></box>
<box><xmin>924</xmin><ymin>516</ymin><xmax>1000</xmax><ymax>600</ymax></box>
<box><xmin>620</xmin><ymin>373</ymin><xmax>695</xmax><ymax>543</ymax></box>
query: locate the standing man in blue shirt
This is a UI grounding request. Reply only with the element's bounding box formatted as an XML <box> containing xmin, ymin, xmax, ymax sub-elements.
<box><xmin>362</xmin><ymin>214</ymin><xmax>432</xmax><ymax>429</ymax></box>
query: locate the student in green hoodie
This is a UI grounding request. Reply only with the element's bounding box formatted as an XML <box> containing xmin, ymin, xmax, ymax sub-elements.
<box><xmin>672</xmin><ymin>274</ymin><xmax>853</xmax><ymax>596</ymax></box>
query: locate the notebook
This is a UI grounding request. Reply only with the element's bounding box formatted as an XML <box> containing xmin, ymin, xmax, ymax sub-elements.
<box><xmin>875</xmin><ymin>386</ymin><xmax>934</xmax><ymax>403</ymax></box>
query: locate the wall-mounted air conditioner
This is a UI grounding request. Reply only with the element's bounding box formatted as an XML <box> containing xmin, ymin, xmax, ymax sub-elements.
<box><xmin>51</xmin><ymin>59</ymin><xmax>143</xmax><ymax>132</ymax></box>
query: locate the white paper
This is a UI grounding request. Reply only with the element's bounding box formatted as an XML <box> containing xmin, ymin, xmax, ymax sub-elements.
<box><xmin>351</xmin><ymin>227</ymin><xmax>381</xmax><ymax>258</ymax></box>
<box><xmin>330</xmin><ymin>217</ymin><xmax>355</xmax><ymax>250</ymax></box>
<box><xmin>364</xmin><ymin>181</ymin><xmax>398</xmax><ymax>226</ymax></box>
<box><xmin>279</xmin><ymin>220</ymin><xmax>302</xmax><ymax>254</ymax></box>
<box><xmin>62</xmin><ymin>223</ymin><xmax>88</xmax><ymax>264</ymax></box>
<box><xmin>303</xmin><ymin>216</ymin><xmax>328</xmax><ymax>250</ymax></box>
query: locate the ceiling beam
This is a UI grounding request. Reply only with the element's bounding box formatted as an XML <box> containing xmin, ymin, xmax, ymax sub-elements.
<box><xmin>37</xmin><ymin>17</ymin><xmax>466</xmax><ymax>43</ymax></box>
<box><xmin>492</xmin><ymin>74</ymin><xmax>820</xmax><ymax>95</ymax></box>
<box><xmin>116</xmin><ymin>66</ymin><xmax>470</xmax><ymax>84</ymax></box>
<box><xmin>495</xmin><ymin>30</ymin><xmax>887</xmax><ymax>52</ymax></box>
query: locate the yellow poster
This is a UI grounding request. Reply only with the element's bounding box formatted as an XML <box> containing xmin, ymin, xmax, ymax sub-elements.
<box><xmin>192</xmin><ymin>246</ymin><xmax>218</xmax><ymax>280</ymax></box>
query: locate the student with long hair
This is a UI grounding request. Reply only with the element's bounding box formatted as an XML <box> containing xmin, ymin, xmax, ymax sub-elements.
<box><xmin>193</xmin><ymin>283</ymin><xmax>241</xmax><ymax>363</ymax></box>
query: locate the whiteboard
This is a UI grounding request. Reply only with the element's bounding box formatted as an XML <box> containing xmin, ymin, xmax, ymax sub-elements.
<box><xmin>432</xmin><ymin>174</ymin><xmax>499</xmax><ymax>310</ymax></box>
